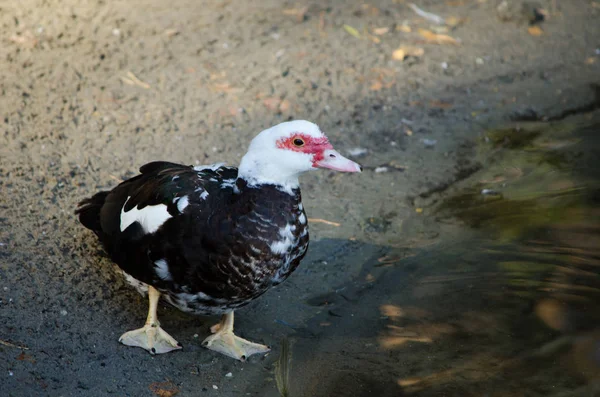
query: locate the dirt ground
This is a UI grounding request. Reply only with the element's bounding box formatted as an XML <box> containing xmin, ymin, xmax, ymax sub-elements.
<box><xmin>1</xmin><ymin>0</ymin><xmax>599</xmax><ymax>396</ymax></box>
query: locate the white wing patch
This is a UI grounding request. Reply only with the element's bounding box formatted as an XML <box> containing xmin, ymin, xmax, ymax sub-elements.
<box><xmin>120</xmin><ymin>197</ymin><xmax>172</xmax><ymax>233</ymax></box>
<box><xmin>176</xmin><ymin>196</ymin><xmax>189</xmax><ymax>212</ymax></box>
<box><xmin>154</xmin><ymin>259</ymin><xmax>172</xmax><ymax>281</ymax></box>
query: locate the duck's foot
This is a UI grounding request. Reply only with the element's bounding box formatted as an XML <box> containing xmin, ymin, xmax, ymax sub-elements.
<box><xmin>202</xmin><ymin>312</ymin><xmax>270</xmax><ymax>361</ymax></box>
<box><xmin>119</xmin><ymin>323</ymin><xmax>182</xmax><ymax>354</ymax></box>
<box><xmin>119</xmin><ymin>285</ymin><xmax>182</xmax><ymax>354</ymax></box>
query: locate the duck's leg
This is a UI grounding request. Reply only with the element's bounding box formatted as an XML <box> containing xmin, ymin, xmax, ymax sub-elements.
<box><xmin>119</xmin><ymin>286</ymin><xmax>182</xmax><ymax>354</ymax></box>
<box><xmin>202</xmin><ymin>312</ymin><xmax>270</xmax><ymax>361</ymax></box>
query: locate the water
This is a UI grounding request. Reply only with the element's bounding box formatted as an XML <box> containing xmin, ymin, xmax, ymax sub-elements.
<box><xmin>276</xmin><ymin>112</ymin><xmax>600</xmax><ymax>396</ymax></box>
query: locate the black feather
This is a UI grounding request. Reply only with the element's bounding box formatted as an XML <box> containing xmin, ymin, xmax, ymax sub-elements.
<box><xmin>75</xmin><ymin>191</ymin><xmax>109</xmax><ymax>233</ymax></box>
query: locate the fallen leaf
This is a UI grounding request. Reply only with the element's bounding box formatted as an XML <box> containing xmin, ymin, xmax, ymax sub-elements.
<box><xmin>16</xmin><ymin>352</ymin><xmax>36</xmax><ymax>363</ymax></box>
<box><xmin>429</xmin><ymin>100</ymin><xmax>453</xmax><ymax>109</ymax></box>
<box><xmin>362</xmin><ymin>4</ymin><xmax>380</xmax><ymax>16</ymax></box>
<box><xmin>9</xmin><ymin>31</ymin><xmax>38</xmax><ymax>48</ymax></box>
<box><xmin>392</xmin><ymin>46</ymin><xmax>424</xmax><ymax>61</ymax></box>
<box><xmin>149</xmin><ymin>381</ymin><xmax>179</xmax><ymax>397</ymax></box>
<box><xmin>164</xmin><ymin>28</ymin><xmax>179</xmax><ymax>37</ymax></box>
<box><xmin>405</xmin><ymin>128</ymin><xmax>413</xmax><ymax>136</ymax></box>
<box><xmin>122</xmin><ymin>71</ymin><xmax>151</xmax><ymax>89</ymax></box>
<box><xmin>415</xmin><ymin>208</ymin><xmax>423</xmax><ymax>213</ymax></box>
<box><xmin>397</xmin><ymin>24</ymin><xmax>412</xmax><ymax>33</ymax></box>
<box><xmin>584</xmin><ymin>57</ymin><xmax>596</xmax><ymax>65</ymax></box>
<box><xmin>373</xmin><ymin>27</ymin><xmax>390</xmax><ymax>35</ymax></box>
<box><xmin>370</xmin><ymin>80</ymin><xmax>383</xmax><ymax>91</ymax></box>
<box><xmin>368</xmin><ymin>34</ymin><xmax>381</xmax><ymax>44</ymax></box>
<box><xmin>279</xmin><ymin>99</ymin><xmax>291</xmax><ymax>112</ymax></box>
<box><xmin>283</xmin><ymin>7</ymin><xmax>308</xmax><ymax>22</ymax></box>
<box><xmin>210</xmin><ymin>82</ymin><xmax>237</xmax><ymax>93</ymax></box>
<box><xmin>528</xmin><ymin>26</ymin><xmax>543</xmax><ymax>36</ymax></box>
<box><xmin>445</xmin><ymin>16</ymin><xmax>466</xmax><ymax>28</ymax></box>
<box><xmin>381</xmin><ymin>304</ymin><xmax>404</xmax><ymax>318</ymax></box>
<box><xmin>263</xmin><ymin>97</ymin><xmax>291</xmax><ymax>113</ymax></box>
<box><xmin>343</xmin><ymin>24</ymin><xmax>361</xmax><ymax>38</ymax></box>
<box><xmin>418</xmin><ymin>28</ymin><xmax>460</xmax><ymax>45</ymax></box>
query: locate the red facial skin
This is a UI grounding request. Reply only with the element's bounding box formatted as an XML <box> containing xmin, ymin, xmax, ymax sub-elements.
<box><xmin>276</xmin><ymin>133</ymin><xmax>333</xmax><ymax>166</ymax></box>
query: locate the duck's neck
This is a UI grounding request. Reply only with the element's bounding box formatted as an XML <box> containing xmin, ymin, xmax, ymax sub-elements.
<box><xmin>237</xmin><ymin>151</ymin><xmax>301</xmax><ymax>195</ymax></box>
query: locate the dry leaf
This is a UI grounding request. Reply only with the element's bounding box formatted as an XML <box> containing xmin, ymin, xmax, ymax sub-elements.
<box><xmin>121</xmin><ymin>71</ymin><xmax>151</xmax><ymax>89</ymax></box>
<box><xmin>164</xmin><ymin>29</ymin><xmax>179</xmax><ymax>37</ymax></box>
<box><xmin>343</xmin><ymin>24</ymin><xmax>361</xmax><ymax>38</ymax></box>
<box><xmin>373</xmin><ymin>27</ymin><xmax>390</xmax><ymax>35</ymax></box>
<box><xmin>16</xmin><ymin>352</ymin><xmax>36</xmax><ymax>363</ymax></box>
<box><xmin>149</xmin><ymin>381</ymin><xmax>179</xmax><ymax>397</ymax></box>
<box><xmin>430</xmin><ymin>100</ymin><xmax>453</xmax><ymax>109</ymax></box>
<box><xmin>381</xmin><ymin>304</ymin><xmax>404</xmax><ymax>318</ymax></box>
<box><xmin>263</xmin><ymin>97</ymin><xmax>281</xmax><ymax>111</ymax></box>
<box><xmin>283</xmin><ymin>7</ymin><xmax>308</xmax><ymax>22</ymax></box>
<box><xmin>370</xmin><ymin>80</ymin><xmax>383</xmax><ymax>91</ymax></box>
<box><xmin>528</xmin><ymin>26</ymin><xmax>543</xmax><ymax>36</ymax></box>
<box><xmin>445</xmin><ymin>16</ymin><xmax>465</xmax><ymax>28</ymax></box>
<box><xmin>9</xmin><ymin>31</ymin><xmax>38</xmax><ymax>48</ymax></box>
<box><xmin>210</xmin><ymin>82</ymin><xmax>237</xmax><ymax>93</ymax></box>
<box><xmin>397</xmin><ymin>25</ymin><xmax>412</xmax><ymax>33</ymax></box>
<box><xmin>368</xmin><ymin>34</ymin><xmax>381</xmax><ymax>43</ymax></box>
<box><xmin>418</xmin><ymin>28</ymin><xmax>460</xmax><ymax>45</ymax></box>
<box><xmin>392</xmin><ymin>46</ymin><xmax>424</xmax><ymax>61</ymax></box>
<box><xmin>585</xmin><ymin>57</ymin><xmax>596</xmax><ymax>65</ymax></box>
<box><xmin>263</xmin><ymin>97</ymin><xmax>291</xmax><ymax>113</ymax></box>
<box><xmin>279</xmin><ymin>99</ymin><xmax>291</xmax><ymax>112</ymax></box>
<box><xmin>405</xmin><ymin>128</ymin><xmax>413</xmax><ymax>136</ymax></box>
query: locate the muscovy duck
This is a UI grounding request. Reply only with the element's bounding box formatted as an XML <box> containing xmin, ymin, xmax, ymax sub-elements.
<box><xmin>75</xmin><ymin>120</ymin><xmax>361</xmax><ymax>361</ymax></box>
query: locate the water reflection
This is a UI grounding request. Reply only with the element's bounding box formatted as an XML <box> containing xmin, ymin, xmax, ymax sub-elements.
<box><xmin>279</xmin><ymin>113</ymin><xmax>600</xmax><ymax>396</ymax></box>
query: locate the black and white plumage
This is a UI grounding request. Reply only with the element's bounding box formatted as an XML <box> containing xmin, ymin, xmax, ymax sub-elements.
<box><xmin>75</xmin><ymin>120</ymin><xmax>361</xmax><ymax>360</ymax></box>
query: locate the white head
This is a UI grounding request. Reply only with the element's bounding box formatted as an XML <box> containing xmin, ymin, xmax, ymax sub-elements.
<box><xmin>238</xmin><ymin>120</ymin><xmax>361</xmax><ymax>192</ymax></box>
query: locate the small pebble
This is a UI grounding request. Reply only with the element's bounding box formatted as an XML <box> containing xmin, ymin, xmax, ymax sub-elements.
<box><xmin>421</xmin><ymin>138</ymin><xmax>437</xmax><ymax>147</ymax></box>
<box><xmin>225</xmin><ymin>372</ymin><xmax>233</xmax><ymax>377</ymax></box>
<box><xmin>213</xmin><ymin>385</ymin><xmax>218</xmax><ymax>390</ymax></box>
<box><xmin>193</xmin><ymin>334</ymin><xmax>199</xmax><ymax>338</ymax></box>
<box><xmin>475</xmin><ymin>57</ymin><xmax>484</xmax><ymax>65</ymax></box>
<box><xmin>481</xmin><ymin>189</ymin><xmax>500</xmax><ymax>196</ymax></box>
<box><xmin>347</xmin><ymin>148</ymin><xmax>368</xmax><ymax>158</ymax></box>
<box><xmin>8</xmin><ymin>371</ymin><xmax>13</xmax><ymax>376</ymax></box>
<box><xmin>60</xmin><ymin>309</ymin><xmax>68</xmax><ymax>316</ymax></box>
<box><xmin>374</xmin><ymin>167</ymin><xmax>389</xmax><ymax>173</ymax></box>
<box><xmin>112</xmin><ymin>28</ymin><xmax>120</xmax><ymax>36</ymax></box>
<box><xmin>441</xmin><ymin>62</ymin><xmax>449</xmax><ymax>69</ymax></box>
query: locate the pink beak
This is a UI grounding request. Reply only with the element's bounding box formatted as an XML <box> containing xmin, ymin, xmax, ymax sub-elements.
<box><xmin>315</xmin><ymin>149</ymin><xmax>362</xmax><ymax>173</ymax></box>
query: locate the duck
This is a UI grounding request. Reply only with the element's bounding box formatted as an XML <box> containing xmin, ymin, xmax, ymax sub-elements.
<box><xmin>75</xmin><ymin>120</ymin><xmax>361</xmax><ymax>361</ymax></box>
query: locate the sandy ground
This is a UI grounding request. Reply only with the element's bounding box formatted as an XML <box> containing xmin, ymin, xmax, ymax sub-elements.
<box><xmin>1</xmin><ymin>0</ymin><xmax>599</xmax><ymax>396</ymax></box>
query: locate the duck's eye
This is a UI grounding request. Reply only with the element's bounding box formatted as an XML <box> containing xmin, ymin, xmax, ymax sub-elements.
<box><xmin>293</xmin><ymin>138</ymin><xmax>305</xmax><ymax>147</ymax></box>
